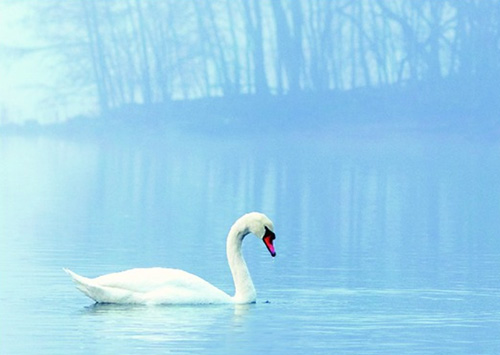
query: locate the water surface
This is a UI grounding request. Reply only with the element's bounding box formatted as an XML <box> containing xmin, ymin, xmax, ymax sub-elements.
<box><xmin>1</xmin><ymin>131</ymin><xmax>500</xmax><ymax>354</ymax></box>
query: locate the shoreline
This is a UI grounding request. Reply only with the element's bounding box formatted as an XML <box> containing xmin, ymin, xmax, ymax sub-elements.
<box><xmin>1</xmin><ymin>88</ymin><xmax>499</xmax><ymax>141</ymax></box>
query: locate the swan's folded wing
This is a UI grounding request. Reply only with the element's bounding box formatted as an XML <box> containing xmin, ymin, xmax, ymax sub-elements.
<box><xmin>92</xmin><ymin>268</ymin><xmax>207</xmax><ymax>292</ymax></box>
<box><xmin>65</xmin><ymin>267</ymin><xmax>231</xmax><ymax>304</ymax></box>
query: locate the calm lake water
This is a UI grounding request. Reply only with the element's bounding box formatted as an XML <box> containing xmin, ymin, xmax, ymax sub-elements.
<box><xmin>1</xmin><ymin>129</ymin><xmax>500</xmax><ymax>354</ymax></box>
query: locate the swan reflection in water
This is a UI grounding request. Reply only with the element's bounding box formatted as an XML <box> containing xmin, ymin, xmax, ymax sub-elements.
<box><xmin>80</xmin><ymin>302</ymin><xmax>257</xmax><ymax>344</ymax></box>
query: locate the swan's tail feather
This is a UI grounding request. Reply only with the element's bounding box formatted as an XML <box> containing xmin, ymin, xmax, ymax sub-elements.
<box><xmin>63</xmin><ymin>268</ymin><xmax>99</xmax><ymax>300</ymax></box>
<box><xmin>63</xmin><ymin>268</ymin><xmax>137</xmax><ymax>303</ymax></box>
<box><xmin>63</xmin><ymin>268</ymin><xmax>102</xmax><ymax>302</ymax></box>
<box><xmin>64</xmin><ymin>268</ymin><xmax>90</xmax><ymax>286</ymax></box>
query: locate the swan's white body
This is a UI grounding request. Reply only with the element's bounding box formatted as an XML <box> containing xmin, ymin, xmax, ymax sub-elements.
<box><xmin>64</xmin><ymin>212</ymin><xmax>276</xmax><ymax>305</ymax></box>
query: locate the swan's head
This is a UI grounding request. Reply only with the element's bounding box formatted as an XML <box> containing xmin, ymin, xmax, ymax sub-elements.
<box><xmin>237</xmin><ymin>212</ymin><xmax>276</xmax><ymax>257</ymax></box>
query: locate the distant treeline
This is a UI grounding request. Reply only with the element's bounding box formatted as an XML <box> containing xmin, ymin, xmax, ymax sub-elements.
<box><xmin>36</xmin><ymin>0</ymin><xmax>500</xmax><ymax>120</ymax></box>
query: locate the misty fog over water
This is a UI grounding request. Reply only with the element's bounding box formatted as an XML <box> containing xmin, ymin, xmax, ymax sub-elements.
<box><xmin>0</xmin><ymin>0</ymin><xmax>499</xmax><ymax>129</ymax></box>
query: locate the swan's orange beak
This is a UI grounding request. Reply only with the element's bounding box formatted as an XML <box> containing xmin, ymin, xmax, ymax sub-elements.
<box><xmin>263</xmin><ymin>228</ymin><xmax>276</xmax><ymax>257</ymax></box>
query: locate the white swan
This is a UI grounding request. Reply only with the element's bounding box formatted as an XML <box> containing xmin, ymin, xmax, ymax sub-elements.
<box><xmin>64</xmin><ymin>212</ymin><xmax>276</xmax><ymax>304</ymax></box>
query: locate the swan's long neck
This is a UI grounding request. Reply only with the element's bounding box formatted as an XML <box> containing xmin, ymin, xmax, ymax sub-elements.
<box><xmin>226</xmin><ymin>225</ymin><xmax>256</xmax><ymax>304</ymax></box>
